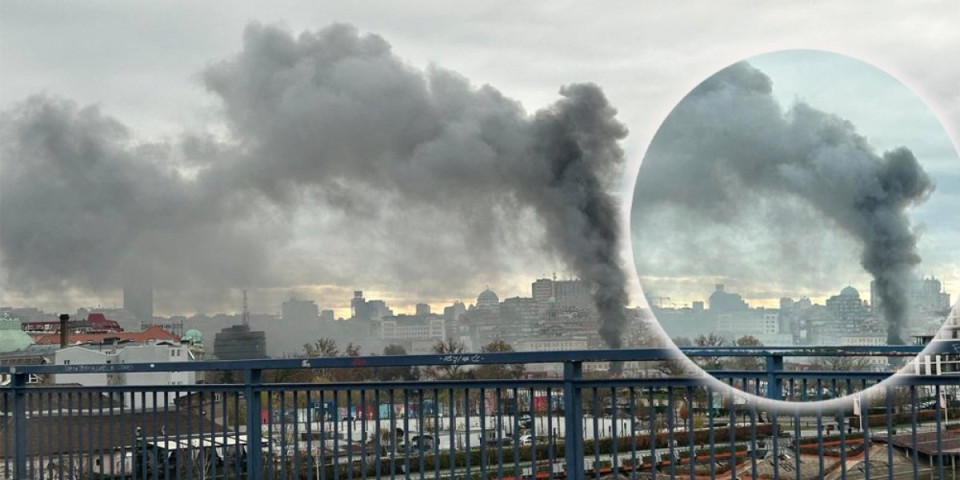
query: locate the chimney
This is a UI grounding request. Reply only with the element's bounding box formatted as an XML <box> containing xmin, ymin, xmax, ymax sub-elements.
<box><xmin>59</xmin><ymin>314</ymin><xmax>70</xmax><ymax>348</ymax></box>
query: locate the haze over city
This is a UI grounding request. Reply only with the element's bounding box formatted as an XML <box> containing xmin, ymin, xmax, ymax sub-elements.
<box><xmin>1</xmin><ymin>3</ymin><xmax>957</xmax><ymax>346</ymax></box>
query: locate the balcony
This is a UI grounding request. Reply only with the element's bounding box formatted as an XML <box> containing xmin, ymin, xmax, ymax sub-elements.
<box><xmin>2</xmin><ymin>344</ymin><xmax>959</xmax><ymax>479</ymax></box>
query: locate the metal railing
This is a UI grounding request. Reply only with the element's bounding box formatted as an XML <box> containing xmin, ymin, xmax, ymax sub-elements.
<box><xmin>3</xmin><ymin>344</ymin><xmax>960</xmax><ymax>479</ymax></box>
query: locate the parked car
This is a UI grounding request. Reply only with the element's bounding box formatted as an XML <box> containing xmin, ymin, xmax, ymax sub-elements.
<box><xmin>484</xmin><ymin>437</ymin><xmax>514</xmax><ymax>449</ymax></box>
<box><xmin>397</xmin><ymin>435</ymin><xmax>435</xmax><ymax>454</ymax></box>
<box><xmin>518</xmin><ymin>434</ymin><xmax>551</xmax><ymax>446</ymax></box>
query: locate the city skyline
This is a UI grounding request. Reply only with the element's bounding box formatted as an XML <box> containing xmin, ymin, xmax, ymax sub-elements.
<box><xmin>2</xmin><ymin>3</ymin><xmax>957</xmax><ymax>320</ymax></box>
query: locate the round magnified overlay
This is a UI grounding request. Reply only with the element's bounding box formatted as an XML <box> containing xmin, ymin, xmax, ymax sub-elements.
<box><xmin>630</xmin><ymin>49</ymin><xmax>960</xmax><ymax>412</ymax></box>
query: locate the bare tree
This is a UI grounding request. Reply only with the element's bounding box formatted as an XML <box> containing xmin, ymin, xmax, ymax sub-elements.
<box><xmin>809</xmin><ymin>356</ymin><xmax>874</xmax><ymax>397</ymax></box>
<box><xmin>303</xmin><ymin>338</ymin><xmax>339</xmax><ymax>382</ymax></box>
<box><xmin>655</xmin><ymin>360</ymin><xmax>692</xmax><ymax>377</ymax></box>
<box><xmin>811</xmin><ymin>356</ymin><xmax>873</xmax><ymax>371</ymax></box>
<box><xmin>691</xmin><ymin>333</ymin><xmax>727</xmax><ymax>370</ymax></box>
<box><xmin>695</xmin><ymin>333</ymin><xmax>726</xmax><ymax>347</ymax></box>
<box><xmin>473</xmin><ymin>340</ymin><xmax>524</xmax><ymax>379</ymax></box>
<box><xmin>424</xmin><ymin>337</ymin><xmax>472</xmax><ymax>380</ymax></box>
<box><xmin>728</xmin><ymin>335</ymin><xmax>764</xmax><ymax>370</ymax></box>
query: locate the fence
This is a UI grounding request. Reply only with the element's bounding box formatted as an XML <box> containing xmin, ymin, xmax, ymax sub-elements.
<box><xmin>2</xmin><ymin>344</ymin><xmax>960</xmax><ymax>479</ymax></box>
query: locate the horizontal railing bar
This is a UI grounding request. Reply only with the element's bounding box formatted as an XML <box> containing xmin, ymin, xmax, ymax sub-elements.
<box><xmin>256</xmin><ymin>379</ymin><xmax>567</xmax><ymax>391</ymax></box>
<box><xmin>710</xmin><ymin>371</ymin><xmax>893</xmax><ymax>380</ymax></box>
<box><xmin>0</xmin><ymin>344</ymin><xmax>938</xmax><ymax>375</ymax></box>
<box><xmin>682</xmin><ymin>345</ymin><xmax>928</xmax><ymax>357</ymax></box>
<box><xmin>573</xmin><ymin>377</ymin><xmax>707</xmax><ymax>389</ymax></box>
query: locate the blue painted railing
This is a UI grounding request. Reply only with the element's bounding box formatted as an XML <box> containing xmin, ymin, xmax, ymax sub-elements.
<box><xmin>2</xmin><ymin>344</ymin><xmax>958</xmax><ymax>479</ymax></box>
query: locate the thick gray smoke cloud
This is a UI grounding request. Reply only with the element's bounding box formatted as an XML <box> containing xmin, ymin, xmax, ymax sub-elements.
<box><xmin>632</xmin><ymin>62</ymin><xmax>934</xmax><ymax>344</ymax></box>
<box><xmin>1</xmin><ymin>23</ymin><xmax>630</xmax><ymax>347</ymax></box>
<box><xmin>0</xmin><ymin>98</ymin><xmax>278</xmax><ymax>302</ymax></box>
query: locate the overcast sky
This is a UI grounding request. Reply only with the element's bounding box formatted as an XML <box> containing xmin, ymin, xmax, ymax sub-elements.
<box><xmin>1</xmin><ymin>1</ymin><xmax>957</xmax><ymax>317</ymax></box>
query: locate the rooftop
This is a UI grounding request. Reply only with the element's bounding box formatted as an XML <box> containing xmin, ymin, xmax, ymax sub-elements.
<box><xmin>30</xmin><ymin>325</ymin><xmax>179</xmax><ymax>346</ymax></box>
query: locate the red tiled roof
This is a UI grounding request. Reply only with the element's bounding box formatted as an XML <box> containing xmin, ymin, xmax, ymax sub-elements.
<box><xmin>30</xmin><ymin>326</ymin><xmax>180</xmax><ymax>346</ymax></box>
<box><xmin>86</xmin><ymin>313</ymin><xmax>110</xmax><ymax>324</ymax></box>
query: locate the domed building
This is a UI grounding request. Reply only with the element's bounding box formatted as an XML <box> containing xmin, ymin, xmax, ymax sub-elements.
<box><xmin>840</xmin><ymin>286</ymin><xmax>860</xmax><ymax>298</ymax></box>
<box><xmin>826</xmin><ymin>285</ymin><xmax>870</xmax><ymax>331</ymax></box>
<box><xmin>181</xmin><ymin>328</ymin><xmax>205</xmax><ymax>358</ymax></box>
<box><xmin>476</xmin><ymin>288</ymin><xmax>499</xmax><ymax>308</ymax></box>
<box><xmin>182</xmin><ymin>328</ymin><xmax>203</xmax><ymax>344</ymax></box>
<box><xmin>0</xmin><ymin>313</ymin><xmax>34</xmax><ymax>353</ymax></box>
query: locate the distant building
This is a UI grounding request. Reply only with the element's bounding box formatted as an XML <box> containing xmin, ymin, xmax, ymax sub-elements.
<box><xmin>21</xmin><ymin>312</ymin><xmax>123</xmax><ymax>337</ymax></box>
<box><xmin>181</xmin><ymin>328</ymin><xmax>205</xmax><ymax>358</ymax></box>
<box><xmin>476</xmin><ymin>288</ymin><xmax>500</xmax><ymax>309</ymax></box>
<box><xmin>553</xmin><ymin>280</ymin><xmax>591</xmax><ymax>311</ymax></box>
<box><xmin>519</xmin><ymin>336</ymin><xmax>589</xmax><ymax>375</ymax></box>
<box><xmin>213</xmin><ymin>324</ymin><xmax>267</xmax><ymax>360</ymax></box>
<box><xmin>708</xmin><ymin>284</ymin><xmax>748</xmax><ymax>313</ymax></box>
<box><xmin>716</xmin><ymin>310</ymin><xmax>773</xmax><ymax>336</ymax></box>
<box><xmin>500</xmin><ymin>297</ymin><xmax>540</xmax><ymax>338</ymax></box>
<box><xmin>0</xmin><ymin>312</ymin><xmax>35</xmax><ymax>353</ymax></box>
<box><xmin>379</xmin><ymin>314</ymin><xmax>446</xmax><ymax>354</ymax></box>
<box><xmin>871</xmin><ymin>276</ymin><xmax>952</xmax><ymax>317</ymax></box>
<box><xmin>443</xmin><ymin>301</ymin><xmax>466</xmax><ymax>322</ymax></box>
<box><xmin>282</xmin><ymin>297</ymin><xmax>319</xmax><ymax>324</ymax></box>
<box><xmin>351</xmin><ymin>291</ymin><xmax>369</xmax><ymax>321</ymax></box>
<box><xmin>366</xmin><ymin>300</ymin><xmax>392</xmax><ymax>321</ymax></box>
<box><xmin>517</xmin><ymin>337</ymin><xmax>588</xmax><ymax>352</ymax></box>
<box><xmin>29</xmin><ymin>324</ymin><xmax>177</xmax><ymax>346</ymax></box>
<box><xmin>349</xmin><ymin>291</ymin><xmax>392</xmax><ymax>322</ymax></box>
<box><xmin>76</xmin><ymin>307</ymin><xmax>139</xmax><ymax>331</ymax></box>
<box><xmin>825</xmin><ymin>286</ymin><xmax>870</xmax><ymax>330</ymax></box>
<box><xmin>123</xmin><ymin>283</ymin><xmax>153</xmax><ymax>325</ymax></box>
<box><xmin>531</xmin><ymin>278</ymin><xmax>554</xmax><ymax>311</ymax></box>
<box><xmin>54</xmin><ymin>342</ymin><xmax>196</xmax><ymax>409</ymax></box>
<box><xmin>0</xmin><ymin>313</ymin><xmax>52</xmax><ymax>384</ymax></box>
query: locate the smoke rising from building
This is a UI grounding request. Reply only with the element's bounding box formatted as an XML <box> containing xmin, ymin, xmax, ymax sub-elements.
<box><xmin>1</xmin><ymin>23</ymin><xmax>630</xmax><ymax>347</ymax></box>
<box><xmin>632</xmin><ymin>62</ymin><xmax>935</xmax><ymax>344</ymax></box>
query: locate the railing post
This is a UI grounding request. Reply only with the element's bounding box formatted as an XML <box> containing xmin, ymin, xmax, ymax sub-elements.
<box><xmin>11</xmin><ymin>371</ymin><xmax>28</xmax><ymax>480</ymax></box>
<box><xmin>765</xmin><ymin>354</ymin><xmax>783</xmax><ymax>400</ymax></box>
<box><xmin>563</xmin><ymin>361</ymin><xmax>584</xmax><ymax>478</ymax></box>
<box><xmin>244</xmin><ymin>368</ymin><xmax>263</xmax><ymax>479</ymax></box>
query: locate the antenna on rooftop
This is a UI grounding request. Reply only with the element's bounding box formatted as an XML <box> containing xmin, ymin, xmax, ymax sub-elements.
<box><xmin>242</xmin><ymin>289</ymin><xmax>250</xmax><ymax>327</ymax></box>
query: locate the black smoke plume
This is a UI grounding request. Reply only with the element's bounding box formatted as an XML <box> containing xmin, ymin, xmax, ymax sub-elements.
<box><xmin>1</xmin><ymin>23</ymin><xmax>630</xmax><ymax>348</ymax></box>
<box><xmin>632</xmin><ymin>62</ymin><xmax>934</xmax><ymax>344</ymax></box>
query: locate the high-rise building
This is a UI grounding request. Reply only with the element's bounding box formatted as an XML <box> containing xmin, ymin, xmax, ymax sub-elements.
<box><xmin>415</xmin><ymin>303</ymin><xmax>431</xmax><ymax>316</ymax></box>
<box><xmin>351</xmin><ymin>291</ymin><xmax>369</xmax><ymax>321</ymax></box>
<box><xmin>123</xmin><ymin>284</ymin><xmax>153</xmax><ymax>325</ymax></box>
<box><xmin>379</xmin><ymin>314</ymin><xmax>446</xmax><ymax>354</ymax></box>
<box><xmin>366</xmin><ymin>300</ymin><xmax>392</xmax><ymax>321</ymax></box>
<box><xmin>501</xmin><ymin>297</ymin><xmax>540</xmax><ymax>338</ymax></box>
<box><xmin>443</xmin><ymin>301</ymin><xmax>466</xmax><ymax>323</ymax></box>
<box><xmin>825</xmin><ymin>286</ymin><xmax>869</xmax><ymax>330</ymax></box>
<box><xmin>553</xmin><ymin>280</ymin><xmax>591</xmax><ymax>311</ymax></box>
<box><xmin>282</xmin><ymin>298</ymin><xmax>319</xmax><ymax>324</ymax></box>
<box><xmin>871</xmin><ymin>276</ymin><xmax>952</xmax><ymax>315</ymax></box>
<box><xmin>213</xmin><ymin>324</ymin><xmax>267</xmax><ymax>360</ymax></box>
<box><xmin>708</xmin><ymin>284</ymin><xmax>748</xmax><ymax>313</ymax></box>
<box><xmin>532</xmin><ymin>278</ymin><xmax>554</xmax><ymax>305</ymax></box>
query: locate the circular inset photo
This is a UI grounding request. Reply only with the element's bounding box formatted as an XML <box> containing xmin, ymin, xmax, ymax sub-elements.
<box><xmin>630</xmin><ymin>49</ymin><xmax>959</xmax><ymax>409</ymax></box>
